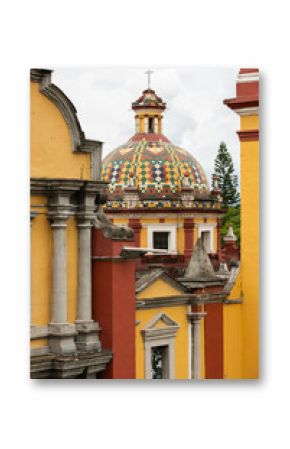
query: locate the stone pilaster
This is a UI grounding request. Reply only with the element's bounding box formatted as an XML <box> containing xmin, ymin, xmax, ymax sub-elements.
<box><xmin>48</xmin><ymin>191</ymin><xmax>77</xmax><ymax>355</ymax></box>
<box><xmin>75</xmin><ymin>185</ymin><xmax>102</xmax><ymax>352</ymax></box>
<box><xmin>188</xmin><ymin>312</ymin><xmax>207</xmax><ymax>379</ymax></box>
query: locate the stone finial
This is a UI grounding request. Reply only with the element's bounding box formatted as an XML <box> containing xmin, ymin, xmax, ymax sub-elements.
<box><xmin>185</xmin><ymin>237</ymin><xmax>216</xmax><ymax>280</ymax></box>
<box><xmin>212</xmin><ymin>173</ymin><xmax>219</xmax><ymax>190</ymax></box>
<box><xmin>211</xmin><ymin>174</ymin><xmax>222</xmax><ymax>203</ymax></box>
<box><xmin>224</xmin><ymin>225</ymin><xmax>237</xmax><ymax>242</ymax></box>
<box><xmin>215</xmin><ymin>262</ymin><xmax>230</xmax><ymax>279</ymax></box>
<box><xmin>128</xmin><ymin>172</ymin><xmax>135</xmax><ymax>187</ymax></box>
<box><xmin>182</xmin><ymin>171</ymin><xmax>190</xmax><ymax>187</ymax></box>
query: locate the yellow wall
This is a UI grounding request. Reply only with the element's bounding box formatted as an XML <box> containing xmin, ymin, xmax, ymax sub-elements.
<box><xmin>240</xmin><ymin>115</ymin><xmax>259</xmax><ymax>378</ymax></box>
<box><xmin>137</xmin><ymin>278</ymin><xmax>185</xmax><ymax>299</ymax></box>
<box><xmin>30</xmin><ymin>77</ymin><xmax>92</xmax><ymax>352</ymax></box>
<box><xmin>223</xmin><ymin>271</ymin><xmax>243</xmax><ymax>379</ymax></box>
<box><xmin>111</xmin><ymin>216</ymin><xmax>218</xmax><ymax>256</ymax></box>
<box><xmin>30</xmin><ymin>82</ymin><xmax>91</xmax><ymax>180</ymax></box>
<box><xmin>222</xmin><ymin>111</ymin><xmax>259</xmax><ymax>379</ymax></box>
<box><xmin>31</xmin><ymin>210</ymin><xmax>51</xmax><ymax>326</ymax></box>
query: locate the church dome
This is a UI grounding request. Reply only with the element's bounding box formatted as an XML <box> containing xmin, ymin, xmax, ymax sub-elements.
<box><xmin>102</xmin><ymin>135</ymin><xmax>209</xmax><ymax>197</ymax></box>
<box><xmin>102</xmin><ymin>74</ymin><xmax>211</xmax><ymax>208</ymax></box>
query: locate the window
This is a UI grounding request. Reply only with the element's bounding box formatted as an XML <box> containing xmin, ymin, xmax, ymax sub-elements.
<box><xmin>201</xmin><ymin>230</ymin><xmax>211</xmax><ymax>253</ymax></box>
<box><xmin>197</xmin><ymin>223</ymin><xmax>215</xmax><ymax>253</ymax></box>
<box><xmin>153</xmin><ymin>231</ymin><xmax>169</xmax><ymax>250</ymax></box>
<box><xmin>148</xmin><ymin>117</ymin><xmax>154</xmax><ymax>133</ymax></box>
<box><xmin>151</xmin><ymin>345</ymin><xmax>169</xmax><ymax>379</ymax></box>
<box><xmin>147</xmin><ymin>225</ymin><xmax>177</xmax><ymax>254</ymax></box>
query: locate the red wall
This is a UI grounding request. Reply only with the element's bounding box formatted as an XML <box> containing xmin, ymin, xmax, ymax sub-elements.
<box><xmin>92</xmin><ymin>229</ymin><xmax>136</xmax><ymax>379</ymax></box>
<box><xmin>204</xmin><ymin>303</ymin><xmax>224</xmax><ymax>379</ymax></box>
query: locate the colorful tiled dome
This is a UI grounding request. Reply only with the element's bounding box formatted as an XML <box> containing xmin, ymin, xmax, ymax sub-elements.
<box><xmin>102</xmin><ymin>82</ymin><xmax>210</xmax><ymax>208</ymax></box>
<box><xmin>102</xmin><ymin>134</ymin><xmax>209</xmax><ymax>198</ymax></box>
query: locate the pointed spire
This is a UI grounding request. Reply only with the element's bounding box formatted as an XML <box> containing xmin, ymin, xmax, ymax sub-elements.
<box><xmin>185</xmin><ymin>238</ymin><xmax>217</xmax><ymax>280</ymax></box>
<box><xmin>224</xmin><ymin>225</ymin><xmax>237</xmax><ymax>242</ymax></box>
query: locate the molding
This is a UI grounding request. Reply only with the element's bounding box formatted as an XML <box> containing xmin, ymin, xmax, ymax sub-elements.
<box><xmin>30</xmin><ymin>325</ymin><xmax>49</xmax><ymax>340</ymax></box>
<box><xmin>237</xmin><ymin>71</ymin><xmax>259</xmax><ymax>83</ymax></box>
<box><xmin>30</xmin><ymin>68</ymin><xmax>103</xmax><ymax>180</ymax></box>
<box><xmin>104</xmin><ymin>207</ymin><xmax>225</xmax><ymax>215</ymax></box>
<box><xmin>30</xmin><ymin>346</ymin><xmax>50</xmax><ymax>357</ymax></box>
<box><xmin>223</xmin><ymin>98</ymin><xmax>259</xmax><ymax>115</ymax></box>
<box><xmin>187</xmin><ymin>312</ymin><xmax>207</xmax><ymax>323</ymax></box>
<box><xmin>106</xmin><ymin>212</ymin><xmax>224</xmax><ymax>220</ymax></box>
<box><xmin>30</xmin><ymin>349</ymin><xmax>112</xmax><ymax>379</ymax></box>
<box><xmin>234</xmin><ymin>106</ymin><xmax>259</xmax><ymax>116</ymax></box>
<box><xmin>237</xmin><ymin>129</ymin><xmax>259</xmax><ymax>141</ymax></box>
<box><xmin>223</xmin><ymin>298</ymin><xmax>243</xmax><ymax>305</ymax></box>
<box><xmin>136</xmin><ymin>296</ymin><xmax>190</xmax><ymax>309</ymax></box>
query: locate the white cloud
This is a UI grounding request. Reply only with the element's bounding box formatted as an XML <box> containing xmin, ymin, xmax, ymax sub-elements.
<box><xmin>53</xmin><ymin>67</ymin><xmax>240</xmax><ymax>186</ymax></box>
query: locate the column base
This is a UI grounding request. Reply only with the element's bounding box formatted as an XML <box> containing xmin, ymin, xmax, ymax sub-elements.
<box><xmin>48</xmin><ymin>322</ymin><xmax>77</xmax><ymax>355</ymax></box>
<box><xmin>75</xmin><ymin>320</ymin><xmax>102</xmax><ymax>352</ymax></box>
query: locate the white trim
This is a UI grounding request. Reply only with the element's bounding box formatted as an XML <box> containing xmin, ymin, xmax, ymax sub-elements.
<box><xmin>197</xmin><ymin>223</ymin><xmax>215</xmax><ymax>253</ymax></box>
<box><xmin>147</xmin><ymin>224</ymin><xmax>177</xmax><ymax>254</ymax></box>
<box><xmin>237</xmin><ymin>72</ymin><xmax>259</xmax><ymax>83</ymax></box>
<box><xmin>234</xmin><ymin>106</ymin><xmax>259</xmax><ymax>116</ymax></box>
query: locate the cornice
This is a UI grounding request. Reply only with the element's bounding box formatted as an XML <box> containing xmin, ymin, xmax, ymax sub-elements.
<box><xmin>237</xmin><ymin>129</ymin><xmax>259</xmax><ymax>141</ymax></box>
<box><xmin>104</xmin><ymin>207</ymin><xmax>225</xmax><ymax>214</ymax></box>
<box><xmin>223</xmin><ymin>96</ymin><xmax>259</xmax><ymax>113</ymax></box>
<box><xmin>30</xmin><ymin>68</ymin><xmax>103</xmax><ymax>180</ymax></box>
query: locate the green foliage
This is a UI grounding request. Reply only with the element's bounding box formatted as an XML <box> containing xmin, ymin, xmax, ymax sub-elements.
<box><xmin>213</xmin><ymin>141</ymin><xmax>240</xmax><ymax>208</ymax></box>
<box><xmin>221</xmin><ymin>206</ymin><xmax>240</xmax><ymax>246</ymax></box>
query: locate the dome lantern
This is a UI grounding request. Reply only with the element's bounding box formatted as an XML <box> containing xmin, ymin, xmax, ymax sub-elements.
<box><xmin>132</xmin><ymin>70</ymin><xmax>166</xmax><ymax>135</ymax></box>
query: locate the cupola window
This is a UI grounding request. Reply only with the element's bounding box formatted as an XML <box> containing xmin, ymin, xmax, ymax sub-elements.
<box><xmin>148</xmin><ymin>117</ymin><xmax>154</xmax><ymax>133</ymax></box>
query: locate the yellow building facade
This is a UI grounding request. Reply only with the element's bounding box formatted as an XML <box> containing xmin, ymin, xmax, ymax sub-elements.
<box><xmin>30</xmin><ymin>69</ymin><xmax>112</xmax><ymax>378</ymax></box>
<box><xmin>223</xmin><ymin>68</ymin><xmax>259</xmax><ymax>379</ymax></box>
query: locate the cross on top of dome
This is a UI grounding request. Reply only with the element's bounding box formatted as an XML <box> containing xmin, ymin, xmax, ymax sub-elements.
<box><xmin>145</xmin><ymin>69</ymin><xmax>154</xmax><ymax>90</ymax></box>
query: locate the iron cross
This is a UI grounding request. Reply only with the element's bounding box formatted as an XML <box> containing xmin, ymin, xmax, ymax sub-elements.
<box><xmin>145</xmin><ymin>69</ymin><xmax>153</xmax><ymax>89</ymax></box>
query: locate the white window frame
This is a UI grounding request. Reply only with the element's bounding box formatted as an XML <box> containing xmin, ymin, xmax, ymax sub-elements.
<box><xmin>141</xmin><ymin>312</ymin><xmax>180</xmax><ymax>380</ymax></box>
<box><xmin>147</xmin><ymin>224</ymin><xmax>177</xmax><ymax>254</ymax></box>
<box><xmin>197</xmin><ymin>223</ymin><xmax>215</xmax><ymax>253</ymax></box>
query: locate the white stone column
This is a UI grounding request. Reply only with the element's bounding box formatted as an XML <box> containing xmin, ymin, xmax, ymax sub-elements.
<box><xmin>188</xmin><ymin>312</ymin><xmax>206</xmax><ymax>379</ymax></box>
<box><xmin>154</xmin><ymin>116</ymin><xmax>158</xmax><ymax>133</ymax></box>
<box><xmin>48</xmin><ymin>192</ymin><xmax>77</xmax><ymax>355</ymax></box>
<box><xmin>135</xmin><ymin>116</ymin><xmax>139</xmax><ymax>133</ymax></box>
<box><xmin>77</xmin><ymin>219</ymin><xmax>92</xmax><ymax>321</ymax></box>
<box><xmin>75</xmin><ymin>188</ymin><xmax>102</xmax><ymax>352</ymax></box>
<box><xmin>51</xmin><ymin>219</ymin><xmax>68</xmax><ymax>323</ymax></box>
<box><xmin>144</xmin><ymin>116</ymin><xmax>148</xmax><ymax>133</ymax></box>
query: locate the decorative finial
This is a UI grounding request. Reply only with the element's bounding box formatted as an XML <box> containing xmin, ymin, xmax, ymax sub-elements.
<box><xmin>145</xmin><ymin>69</ymin><xmax>153</xmax><ymax>90</ymax></box>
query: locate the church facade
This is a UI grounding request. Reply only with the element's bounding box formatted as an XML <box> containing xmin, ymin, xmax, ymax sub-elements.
<box><xmin>30</xmin><ymin>67</ymin><xmax>259</xmax><ymax>380</ymax></box>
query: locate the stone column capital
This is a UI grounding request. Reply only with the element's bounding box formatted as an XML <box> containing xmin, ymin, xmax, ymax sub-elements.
<box><xmin>76</xmin><ymin>215</ymin><xmax>94</xmax><ymax>228</ymax></box>
<box><xmin>48</xmin><ymin>190</ymin><xmax>73</xmax><ymax>224</ymax></box>
<box><xmin>187</xmin><ymin>312</ymin><xmax>207</xmax><ymax>323</ymax></box>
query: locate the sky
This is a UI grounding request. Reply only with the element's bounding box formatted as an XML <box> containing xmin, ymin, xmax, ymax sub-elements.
<box><xmin>53</xmin><ymin>67</ymin><xmax>240</xmax><ymax>185</ymax></box>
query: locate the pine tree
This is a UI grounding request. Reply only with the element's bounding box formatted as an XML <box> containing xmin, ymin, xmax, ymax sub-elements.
<box><xmin>213</xmin><ymin>141</ymin><xmax>240</xmax><ymax>208</ymax></box>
